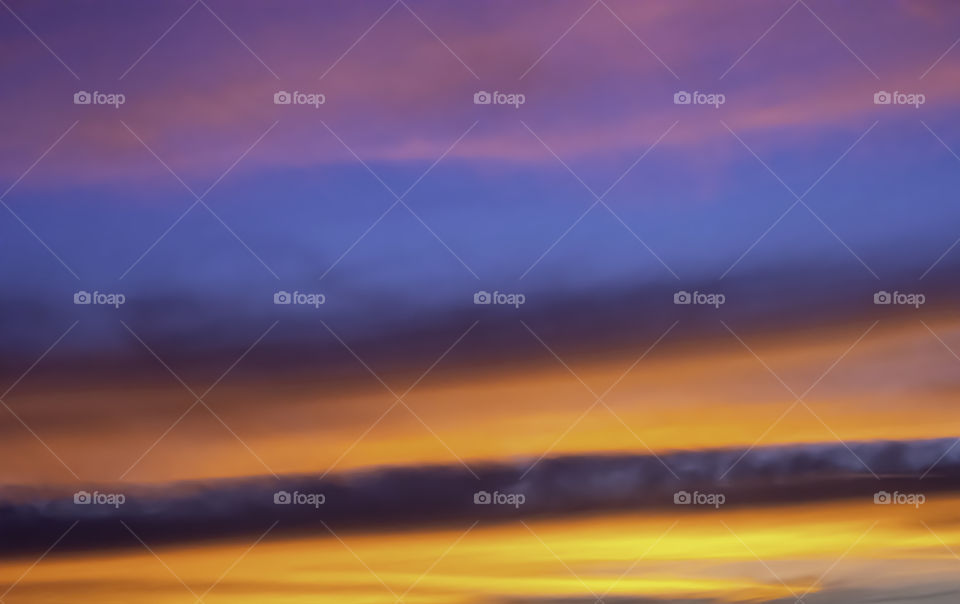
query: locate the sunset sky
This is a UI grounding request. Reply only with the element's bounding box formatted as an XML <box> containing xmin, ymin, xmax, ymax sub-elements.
<box><xmin>2</xmin><ymin>1</ymin><xmax>960</xmax><ymax>602</ymax></box>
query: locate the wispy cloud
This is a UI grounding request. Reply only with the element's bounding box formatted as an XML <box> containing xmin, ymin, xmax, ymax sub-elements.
<box><xmin>3</xmin><ymin>436</ymin><xmax>959</xmax><ymax>557</ymax></box>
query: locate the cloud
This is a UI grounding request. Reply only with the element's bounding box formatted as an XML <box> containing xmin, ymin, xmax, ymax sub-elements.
<box><xmin>2</xmin><ymin>436</ymin><xmax>959</xmax><ymax>557</ymax></box>
<box><xmin>3</xmin><ymin>0</ymin><xmax>960</xmax><ymax>185</ymax></box>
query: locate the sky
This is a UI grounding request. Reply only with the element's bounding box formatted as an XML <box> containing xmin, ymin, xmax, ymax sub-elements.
<box><xmin>2</xmin><ymin>0</ymin><xmax>960</xmax><ymax>602</ymax></box>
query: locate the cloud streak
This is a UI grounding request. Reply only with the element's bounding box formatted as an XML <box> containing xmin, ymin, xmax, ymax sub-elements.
<box><xmin>3</xmin><ymin>0</ymin><xmax>960</xmax><ymax>185</ymax></box>
<box><xmin>3</xmin><ymin>436</ymin><xmax>959</xmax><ymax>557</ymax></box>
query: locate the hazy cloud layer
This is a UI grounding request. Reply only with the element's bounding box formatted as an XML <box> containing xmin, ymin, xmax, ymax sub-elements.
<box><xmin>3</xmin><ymin>436</ymin><xmax>958</xmax><ymax>557</ymax></box>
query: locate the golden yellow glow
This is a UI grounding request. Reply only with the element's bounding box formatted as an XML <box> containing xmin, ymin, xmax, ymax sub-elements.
<box><xmin>6</xmin><ymin>317</ymin><xmax>958</xmax><ymax>485</ymax></box>
<box><xmin>3</xmin><ymin>497</ymin><xmax>959</xmax><ymax>603</ymax></box>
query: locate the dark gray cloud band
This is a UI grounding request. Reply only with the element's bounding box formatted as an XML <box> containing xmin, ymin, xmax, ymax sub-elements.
<box><xmin>2</xmin><ymin>436</ymin><xmax>959</xmax><ymax>557</ymax></box>
<box><xmin>2</xmin><ymin>258</ymin><xmax>957</xmax><ymax>388</ymax></box>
